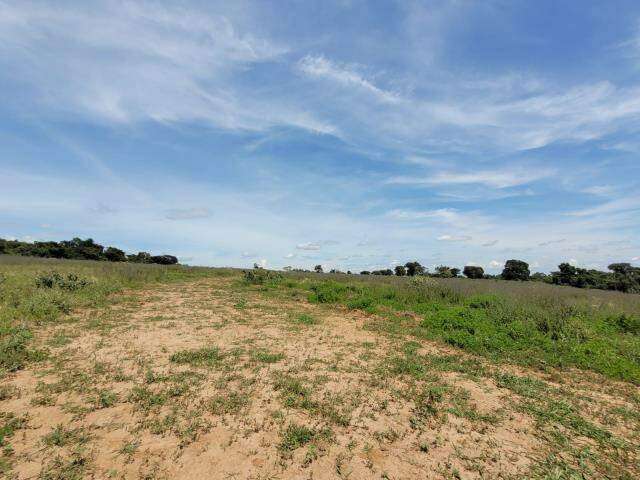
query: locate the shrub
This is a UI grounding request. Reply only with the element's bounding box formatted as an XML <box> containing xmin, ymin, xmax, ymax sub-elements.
<box><xmin>35</xmin><ymin>272</ymin><xmax>89</xmax><ymax>291</ymax></box>
<box><xmin>308</xmin><ymin>281</ymin><xmax>351</xmax><ymax>303</ymax></box>
<box><xmin>242</xmin><ymin>269</ymin><xmax>283</xmax><ymax>285</ymax></box>
<box><xmin>610</xmin><ymin>313</ymin><xmax>640</xmax><ymax>335</ymax></box>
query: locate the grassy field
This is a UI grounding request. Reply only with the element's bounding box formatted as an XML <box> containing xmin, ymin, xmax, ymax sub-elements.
<box><xmin>269</xmin><ymin>271</ymin><xmax>640</xmax><ymax>383</ymax></box>
<box><xmin>0</xmin><ymin>257</ymin><xmax>639</xmax><ymax>479</ymax></box>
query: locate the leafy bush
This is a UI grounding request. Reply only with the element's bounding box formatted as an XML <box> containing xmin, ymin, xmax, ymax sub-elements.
<box><xmin>610</xmin><ymin>313</ymin><xmax>640</xmax><ymax>335</ymax></box>
<box><xmin>35</xmin><ymin>272</ymin><xmax>90</xmax><ymax>291</ymax></box>
<box><xmin>242</xmin><ymin>269</ymin><xmax>283</xmax><ymax>285</ymax></box>
<box><xmin>308</xmin><ymin>281</ymin><xmax>352</xmax><ymax>303</ymax></box>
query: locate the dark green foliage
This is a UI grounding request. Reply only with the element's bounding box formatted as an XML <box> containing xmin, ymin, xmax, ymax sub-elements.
<box><xmin>35</xmin><ymin>272</ymin><xmax>89</xmax><ymax>291</ymax></box>
<box><xmin>314</xmin><ymin>265</ymin><xmax>323</xmax><ymax>273</ymax></box>
<box><xmin>434</xmin><ymin>265</ymin><xmax>455</xmax><ymax>278</ymax></box>
<box><xmin>502</xmin><ymin>260</ymin><xmax>530</xmax><ymax>281</ymax></box>
<box><xmin>104</xmin><ymin>247</ymin><xmax>126</xmax><ymax>262</ymax></box>
<box><xmin>405</xmin><ymin>261</ymin><xmax>425</xmax><ymax>276</ymax></box>
<box><xmin>0</xmin><ymin>237</ymin><xmax>178</xmax><ymax>265</ymax></box>
<box><xmin>394</xmin><ymin>265</ymin><xmax>406</xmax><ymax>276</ymax></box>
<box><xmin>371</xmin><ymin>269</ymin><xmax>393</xmax><ymax>276</ymax></box>
<box><xmin>360</xmin><ymin>271</ymin><xmax>370</xmax><ymax>275</ymax></box>
<box><xmin>127</xmin><ymin>251</ymin><xmax>152</xmax><ymax>263</ymax></box>
<box><xmin>242</xmin><ymin>268</ymin><xmax>283</xmax><ymax>285</ymax></box>
<box><xmin>609</xmin><ymin>313</ymin><xmax>640</xmax><ymax>335</ymax></box>
<box><xmin>463</xmin><ymin>265</ymin><xmax>484</xmax><ymax>279</ymax></box>
<box><xmin>149</xmin><ymin>255</ymin><xmax>178</xmax><ymax>265</ymax></box>
<box><xmin>551</xmin><ymin>262</ymin><xmax>640</xmax><ymax>294</ymax></box>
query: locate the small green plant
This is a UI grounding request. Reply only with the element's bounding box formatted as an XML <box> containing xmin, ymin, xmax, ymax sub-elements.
<box><xmin>169</xmin><ymin>347</ymin><xmax>223</xmax><ymax>366</ymax></box>
<box><xmin>207</xmin><ymin>392</ymin><xmax>248</xmax><ymax>415</ymax></box>
<box><xmin>94</xmin><ymin>389</ymin><xmax>118</xmax><ymax>409</ymax></box>
<box><xmin>252</xmin><ymin>350</ymin><xmax>285</xmax><ymax>363</ymax></box>
<box><xmin>273</xmin><ymin>374</ymin><xmax>316</xmax><ymax>410</ymax></box>
<box><xmin>42</xmin><ymin>425</ymin><xmax>90</xmax><ymax>447</ymax></box>
<box><xmin>279</xmin><ymin>423</ymin><xmax>316</xmax><ymax>452</ymax></box>
<box><xmin>292</xmin><ymin>313</ymin><xmax>318</xmax><ymax>325</ymax></box>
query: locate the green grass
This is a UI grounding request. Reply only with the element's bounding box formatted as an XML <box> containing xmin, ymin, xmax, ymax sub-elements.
<box><xmin>264</xmin><ymin>275</ymin><xmax>640</xmax><ymax>383</ymax></box>
<box><xmin>169</xmin><ymin>347</ymin><xmax>223</xmax><ymax>366</ymax></box>
<box><xmin>291</xmin><ymin>313</ymin><xmax>318</xmax><ymax>325</ymax></box>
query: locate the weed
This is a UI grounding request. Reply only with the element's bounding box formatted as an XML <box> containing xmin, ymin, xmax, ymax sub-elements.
<box><xmin>292</xmin><ymin>313</ymin><xmax>318</xmax><ymax>325</ymax></box>
<box><xmin>207</xmin><ymin>391</ymin><xmax>248</xmax><ymax>415</ymax></box>
<box><xmin>42</xmin><ymin>425</ymin><xmax>90</xmax><ymax>447</ymax></box>
<box><xmin>251</xmin><ymin>350</ymin><xmax>285</xmax><ymax>363</ymax></box>
<box><xmin>169</xmin><ymin>347</ymin><xmax>223</xmax><ymax>366</ymax></box>
<box><xmin>279</xmin><ymin>423</ymin><xmax>316</xmax><ymax>452</ymax></box>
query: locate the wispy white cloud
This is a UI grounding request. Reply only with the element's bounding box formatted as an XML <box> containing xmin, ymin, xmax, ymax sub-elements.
<box><xmin>296</xmin><ymin>242</ymin><xmax>321</xmax><ymax>251</ymax></box>
<box><xmin>566</xmin><ymin>196</ymin><xmax>640</xmax><ymax>217</ymax></box>
<box><xmin>297</xmin><ymin>55</ymin><xmax>400</xmax><ymax>103</ymax></box>
<box><xmin>387</xmin><ymin>167</ymin><xmax>555</xmax><ymax>189</ymax></box>
<box><xmin>437</xmin><ymin>234</ymin><xmax>472</xmax><ymax>242</ymax></box>
<box><xmin>0</xmin><ymin>1</ymin><xmax>336</xmax><ymax>135</ymax></box>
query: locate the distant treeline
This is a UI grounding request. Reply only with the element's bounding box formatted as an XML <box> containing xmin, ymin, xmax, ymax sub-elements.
<box><xmin>292</xmin><ymin>259</ymin><xmax>640</xmax><ymax>294</ymax></box>
<box><xmin>0</xmin><ymin>237</ymin><xmax>178</xmax><ymax>265</ymax></box>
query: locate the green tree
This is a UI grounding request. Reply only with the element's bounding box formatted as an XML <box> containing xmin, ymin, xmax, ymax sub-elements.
<box><xmin>104</xmin><ymin>247</ymin><xmax>126</xmax><ymax>262</ymax></box>
<box><xmin>502</xmin><ymin>260</ymin><xmax>530</xmax><ymax>281</ymax></box>
<box><xmin>463</xmin><ymin>265</ymin><xmax>484</xmax><ymax>279</ymax></box>
<box><xmin>314</xmin><ymin>265</ymin><xmax>323</xmax><ymax>273</ymax></box>
<box><xmin>394</xmin><ymin>265</ymin><xmax>406</xmax><ymax>276</ymax></box>
<box><xmin>405</xmin><ymin>261</ymin><xmax>425</xmax><ymax>276</ymax></box>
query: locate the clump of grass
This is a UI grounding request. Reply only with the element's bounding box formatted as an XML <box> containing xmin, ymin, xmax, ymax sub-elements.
<box><xmin>128</xmin><ymin>386</ymin><xmax>168</xmax><ymax>410</ymax></box>
<box><xmin>0</xmin><ymin>413</ymin><xmax>28</xmax><ymax>448</ymax></box>
<box><xmin>273</xmin><ymin>374</ymin><xmax>316</xmax><ymax>409</ymax></box>
<box><xmin>0</xmin><ymin>385</ymin><xmax>18</xmax><ymax>401</ymax></box>
<box><xmin>169</xmin><ymin>346</ymin><xmax>223</xmax><ymax>366</ymax></box>
<box><xmin>42</xmin><ymin>425</ymin><xmax>90</xmax><ymax>447</ymax></box>
<box><xmin>207</xmin><ymin>391</ymin><xmax>248</xmax><ymax>415</ymax></box>
<box><xmin>93</xmin><ymin>389</ymin><xmax>118</xmax><ymax>409</ymax></box>
<box><xmin>292</xmin><ymin>313</ymin><xmax>318</xmax><ymax>326</ymax></box>
<box><xmin>252</xmin><ymin>349</ymin><xmax>285</xmax><ymax>363</ymax></box>
<box><xmin>40</xmin><ymin>452</ymin><xmax>89</xmax><ymax>480</ymax></box>
<box><xmin>0</xmin><ymin>326</ymin><xmax>46</xmax><ymax>373</ymax></box>
<box><xmin>278</xmin><ymin>423</ymin><xmax>327</xmax><ymax>452</ymax></box>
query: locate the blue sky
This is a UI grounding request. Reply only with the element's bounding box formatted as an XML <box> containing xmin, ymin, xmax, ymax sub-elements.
<box><xmin>1</xmin><ymin>0</ymin><xmax>639</xmax><ymax>272</ymax></box>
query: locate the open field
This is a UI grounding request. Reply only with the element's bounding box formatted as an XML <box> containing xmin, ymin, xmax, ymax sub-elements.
<box><xmin>1</xmin><ymin>257</ymin><xmax>639</xmax><ymax>479</ymax></box>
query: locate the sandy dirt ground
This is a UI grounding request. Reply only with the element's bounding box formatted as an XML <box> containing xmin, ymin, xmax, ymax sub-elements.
<box><xmin>1</xmin><ymin>277</ymin><xmax>638</xmax><ymax>479</ymax></box>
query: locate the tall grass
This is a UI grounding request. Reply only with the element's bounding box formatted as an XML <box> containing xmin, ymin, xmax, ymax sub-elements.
<box><xmin>284</xmin><ymin>274</ymin><xmax>640</xmax><ymax>383</ymax></box>
<box><xmin>0</xmin><ymin>255</ymin><xmax>223</xmax><ymax>375</ymax></box>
